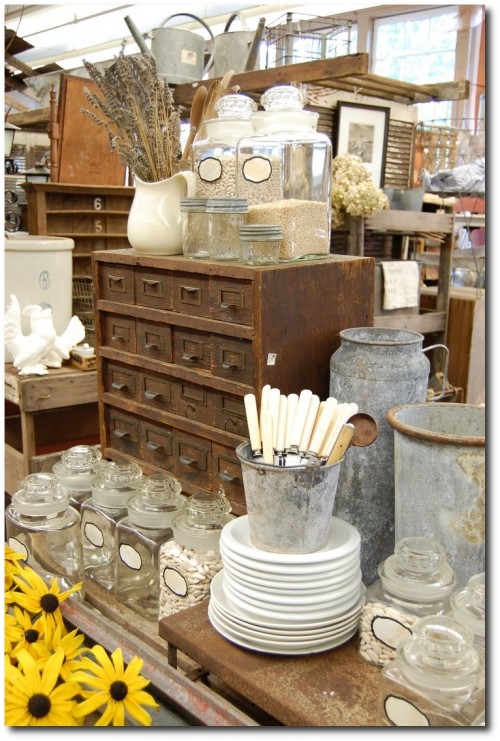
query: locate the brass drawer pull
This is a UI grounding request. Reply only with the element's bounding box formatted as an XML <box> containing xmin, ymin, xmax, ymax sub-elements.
<box><xmin>111</xmin><ymin>381</ymin><xmax>128</xmax><ymax>391</ymax></box>
<box><xmin>113</xmin><ymin>429</ymin><xmax>130</xmax><ymax>439</ymax></box>
<box><xmin>179</xmin><ymin>455</ymin><xmax>197</xmax><ymax>468</ymax></box>
<box><xmin>111</xmin><ymin>333</ymin><xmax>127</xmax><ymax>342</ymax></box>
<box><xmin>144</xmin><ymin>390</ymin><xmax>160</xmax><ymax>400</ymax></box>
<box><xmin>144</xmin><ymin>341</ymin><xmax>161</xmax><ymax>350</ymax></box>
<box><xmin>182</xmin><ymin>352</ymin><xmax>200</xmax><ymax>362</ymax></box>
<box><xmin>218</xmin><ymin>471</ymin><xmax>239</xmax><ymax>484</ymax></box>
<box><xmin>146</xmin><ymin>441</ymin><xmax>162</xmax><ymax>451</ymax></box>
<box><xmin>220</xmin><ymin>302</ymin><xmax>239</xmax><ymax>309</ymax></box>
<box><xmin>142</xmin><ymin>279</ymin><xmax>160</xmax><ymax>286</ymax></box>
<box><xmin>108</xmin><ymin>274</ymin><xmax>125</xmax><ymax>285</ymax></box>
<box><xmin>221</xmin><ymin>361</ymin><xmax>238</xmax><ymax>369</ymax></box>
<box><xmin>182</xmin><ymin>285</ymin><xmax>199</xmax><ymax>293</ymax></box>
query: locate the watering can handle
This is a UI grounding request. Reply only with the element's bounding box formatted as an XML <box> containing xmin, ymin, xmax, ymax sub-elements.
<box><xmin>423</xmin><ymin>343</ymin><xmax>449</xmax><ymax>401</ymax></box>
<box><xmin>124</xmin><ymin>15</ymin><xmax>152</xmax><ymax>56</ymax></box>
<box><xmin>160</xmin><ymin>14</ymin><xmax>215</xmax><ymax>77</ymax></box>
<box><xmin>223</xmin><ymin>12</ymin><xmax>250</xmax><ymax>32</ymax></box>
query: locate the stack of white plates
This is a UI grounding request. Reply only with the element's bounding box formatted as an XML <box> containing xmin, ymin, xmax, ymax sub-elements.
<box><xmin>209</xmin><ymin>515</ymin><xmax>365</xmax><ymax>655</ymax></box>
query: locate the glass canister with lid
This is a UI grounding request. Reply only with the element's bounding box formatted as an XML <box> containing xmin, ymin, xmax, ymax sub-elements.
<box><xmin>81</xmin><ymin>460</ymin><xmax>143</xmax><ymax>591</ymax></box>
<box><xmin>158</xmin><ymin>487</ymin><xmax>234</xmax><ymax>618</ymax></box>
<box><xmin>236</xmin><ymin>84</ymin><xmax>332</xmax><ymax>260</ymax></box>
<box><xmin>180</xmin><ymin>197</ymin><xmax>209</xmax><ymax>259</ymax></box>
<box><xmin>377</xmin><ymin>615</ymin><xmax>485</xmax><ymax>726</ymax></box>
<box><xmin>192</xmin><ymin>93</ymin><xmax>257</xmax><ymax>198</ymax></box>
<box><xmin>115</xmin><ymin>472</ymin><xmax>185</xmax><ymax>621</ymax></box>
<box><xmin>358</xmin><ymin>536</ymin><xmax>457</xmax><ymax>668</ymax></box>
<box><xmin>448</xmin><ymin>571</ymin><xmax>485</xmax><ymax>658</ymax></box>
<box><xmin>52</xmin><ymin>444</ymin><xmax>105</xmax><ymax>511</ymax></box>
<box><xmin>239</xmin><ymin>223</ymin><xmax>283</xmax><ymax>265</ymax></box>
<box><xmin>6</xmin><ymin>472</ymin><xmax>84</xmax><ymax>596</ymax></box>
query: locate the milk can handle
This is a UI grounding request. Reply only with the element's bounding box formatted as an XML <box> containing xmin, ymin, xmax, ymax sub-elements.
<box><xmin>160</xmin><ymin>14</ymin><xmax>215</xmax><ymax>76</ymax></box>
<box><xmin>423</xmin><ymin>343</ymin><xmax>449</xmax><ymax>401</ymax></box>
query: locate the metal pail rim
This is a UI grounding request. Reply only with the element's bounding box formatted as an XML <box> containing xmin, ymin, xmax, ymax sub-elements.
<box><xmin>386</xmin><ymin>403</ymin><xmax>485</xmax><ymax>447</ymax></box>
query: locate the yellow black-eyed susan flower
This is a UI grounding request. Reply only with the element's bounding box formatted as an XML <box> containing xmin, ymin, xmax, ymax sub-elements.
<box><xmin>72</xmin><ymin>645</ymin><xmax>159</xmax><ymax>726</ymax></box>
<box><xmin>49</xmin><ymin>624</ymin><xmax>88</xmax><ymax>682</ymax></box>
<box><xmin>7</xmin><ymin>568</ymin><xmax>82</xmax><ymax>640</ymax></box>
<box><xmin>8</xmin><ymin>606</ymin><xmax>51</xmax><ymax>665</ymax></box>
<box><xmin>4</xmin><ymin>647</ymin><xmax>81</xmax><ymax>726</ymax></box>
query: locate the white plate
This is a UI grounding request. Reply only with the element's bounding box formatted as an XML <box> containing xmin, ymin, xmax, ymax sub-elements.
<box><xmin>223</xmin><ymin>576</ymin><xmax>362</xmax><ymax>619</ymax></box>
<box><xmin>210</xmin><ymin>570</ymin><xmax>365</xmax><ymax>629</ymax></box>
<box><xmin>209</xmin><ymin>598</ymin><xmax>361</xmax><ymax>639</ymax></box>
<box><xmin>209</xmin><ymin>601</ymin><xmax>360</xmax><ymax>645</ymax></box>
<box><xmin>208</xmin><ymin>603</ymin><xmax>359</xmax><ymax>655</ymax></box>
<box><xmin>220</xmin><ymin>546</ymin><xmax>360</xmax><ymax>584</ymax></box>
<box><xmin>220</xmin><ymin>515</ymin><xmax>360</xmax><ymax>567</ymax></box>
<box><xmin>221</xmin><ymin>562</ymin><xmax>360</xmax><ymax>596</ymax></box>
<box><xmin>225</xmin><ymin>570</ymin><xmax>362</xmax><ymax>608</ymax></box>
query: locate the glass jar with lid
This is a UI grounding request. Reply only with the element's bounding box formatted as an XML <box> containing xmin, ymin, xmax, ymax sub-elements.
<box><xmin>180</xmin><ymin>197</ymin><xmax>209</xmax><ymax>259</ymax></box>
<box><xmin>239</xmin><ymin>223</ymin><xmax>283</xmax><ymax>265</ymax></box>
<box><xmin>377</xmin><ymin>615</ymin><xmax>485</xmax><ymax>726</ymax></box>
<box><xmin>448</xmin><ymin>571</ymin><xmax>485</xmax><ymax>659</ymax></box>
<box><xmin>192</xmin><ymin>93</ymin><xmax>257</xmax><ymax>198</ymax></box>
<box><xmin>81</xmin><ymin>460</ymin><xmax>143</xmax><ymax>591</ymax></box>
<box><xmin>159</xmin><ymin>487</ymin><xmax>234</xmax><ymax>618</ymax></box>
<box><xmin>52</xmin><ymin>444</ymin><xmax>105</xmax><ymax>511</ymax></box>
<box><xmin>115</xmin><ymin>473</ymin><xmax>184</xmax><ymax>621</ymax></box>
<box><xmin>6</xmin><ymin>472</ymin><xmax>84</xmax><ymax>596</ymax></box>
<box><xmin>207</xmin><ymin>196</ymin><xmax>248</xmax><ymax>260</ymax></box>
<box><xmin>236</xmin><ymin>84</ymin><xmax>332</xmax><ymax>260</ymax></box>
<box><xmin>359</xmin><ymin>536</ymin><xmax>457</xmax><ymax>668</ymax></box>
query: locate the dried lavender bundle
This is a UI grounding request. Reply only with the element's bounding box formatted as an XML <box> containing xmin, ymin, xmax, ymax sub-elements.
<box><xmin>81</xmin><ymin>53</ymin><xmax>182</xmax><ymax>182</ymax></box>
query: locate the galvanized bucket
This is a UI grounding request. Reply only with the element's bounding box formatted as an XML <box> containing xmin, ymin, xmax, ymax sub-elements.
<box><xmin>236</xmin><ymin>442</ymin><xmax>342</xmax><ymax>554</ymax></box>
<box><xmin>329</xmin><ymin>327</ymin><xmax>446</xmax><ymax>585</ymax></box>
<box><xmin>151</xmin><ymin>14</ymin><xmax>215</xmax><ymax>84</ymax></box>
<box><xmin>387</xmin><ymin>403</ymin><xmax>485</xmax><ymax>587</ymax></box>
<box><xmin>210</xmin><ymin>13</ymin><xmax>260</xmax><ymax>78</ymax></box>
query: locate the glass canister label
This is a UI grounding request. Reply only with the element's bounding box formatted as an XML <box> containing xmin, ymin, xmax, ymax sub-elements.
<box><xmin>383</xmin><ymin>695</ymin><xmax>430</xmax><ymax>726</ymax></box>
<box><xmin>359</xmin><ymin>602</ymin><xmax>417</xmax><ymax>667</ymax></box>
<box><xmin>83</xmin><ymin>521</ymin><xmax>105</xmax><ymax>548</ymax></box>
<box><xmin>119</xmin><ymin>543</ymin><xmax>142</xmax><ymax>571</ymax></box>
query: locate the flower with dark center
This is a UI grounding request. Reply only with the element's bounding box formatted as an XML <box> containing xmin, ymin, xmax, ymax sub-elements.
<box><xmin>72</xmin><ymin>645</ymin><xmax>159</xmax><ymax>726</ymax></box>
<box><xmin>27</xmin><ymin>693</ymin><xmax>51</xmax><ymax>719</ymax></box>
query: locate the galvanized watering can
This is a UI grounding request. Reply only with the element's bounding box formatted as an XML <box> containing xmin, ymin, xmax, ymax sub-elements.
<box><xmin>125</xmin><ymin>13</ymin><xmax>215</xmax><ymax>84</ymax></box>
<box><xmin>208</xmin><ymin>12</ymin><xmax>265</xmax><ymax>78</ymax></box>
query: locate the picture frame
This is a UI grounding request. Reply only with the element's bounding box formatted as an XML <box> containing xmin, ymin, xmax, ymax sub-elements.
<box><xmin>334</xmin><ymin>102</ymin><xmax>390</xmax><ymax>187</ymax></box>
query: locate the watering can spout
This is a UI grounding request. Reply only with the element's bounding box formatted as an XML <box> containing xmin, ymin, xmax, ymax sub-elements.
<box><xmin>124</xmin><ymin>15</ymin><xmax>152</xmax><ymax>57</ymax></box>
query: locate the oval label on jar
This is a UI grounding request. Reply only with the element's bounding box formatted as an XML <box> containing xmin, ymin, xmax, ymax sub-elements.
<box><xmin>384</xmin><ymin>695</ymin><xmax>430</xmax><ymax>726</ymax></box>
<box><xmin>8</xmin><ymin>537</ymin><xmax>29</xmax><ymax>562</ymax></box>
<box><xmin>371</xmin><ymin>615</ymin><xmax>412</xmax><ymax>649</ymax></box>
<box><xmin>198</xmin><ymin>157</ymin><xmax>222</xmax><ymax>183</ymax></box>
<box><xmin>242</xmin><ymin>155</ymin><xmax>272</xmax><ymax>183</ymax></box>
<box><xmin>162</xmin><ymin>566</ymin><xmax>188</xmax><ymax>597</ymax></box>
<box><xmin>119</xmin><ymin>543</ymin><xmax>142</xmax><ymax>571</ymax></box>
<box><xmin>84</xmin><ymin>522</ymin><xmax>104</xmax><ymax>548</ymax></box>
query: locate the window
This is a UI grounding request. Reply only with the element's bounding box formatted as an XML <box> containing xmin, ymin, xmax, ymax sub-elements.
<box><xmin>373</xmin><ymin>6</ymin><xmax>458</xmax><ymax>123</ymax></box>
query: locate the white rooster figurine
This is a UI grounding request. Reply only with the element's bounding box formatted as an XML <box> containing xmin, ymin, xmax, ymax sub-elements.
<box><xmin>4</xmin><ymin>294</ymin><xmax>86</xmax><ymax>376</ymax></box>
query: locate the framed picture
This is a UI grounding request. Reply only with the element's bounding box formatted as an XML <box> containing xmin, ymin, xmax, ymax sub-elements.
<box><xmin>335</xmin><ymin>102</ymin><xmax>390</xmax><ymax>187</ymax></box>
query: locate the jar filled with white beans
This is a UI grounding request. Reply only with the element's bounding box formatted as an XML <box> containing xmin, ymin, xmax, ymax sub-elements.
<box><xmin>192</xmin><ymin>94</ymin><xmax>256</xmax><ymax>198</ymax></box>
<box><xmin>359</xmin><ymin>536</ymin><xmax>457</xmax><ymax>668</ymax></box>
<box><xmin>158</xmin><ymin>488</ymin><xmax>234</xmax><ymax>618</ymax></box>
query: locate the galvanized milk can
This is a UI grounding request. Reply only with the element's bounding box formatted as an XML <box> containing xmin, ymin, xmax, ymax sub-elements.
<box><xmin>329</xmin><ymin>327</ymin><xmax>441</xmax><ymax>585</ymax></box>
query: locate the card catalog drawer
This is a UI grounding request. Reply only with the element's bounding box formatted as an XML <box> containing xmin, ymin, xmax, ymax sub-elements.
<box><xmin>173</xmin><ymin>432</ymin><xmax>211</xmax><ymax>489</ymax></box>
<box><xmin>214</xmin><ymin>393</ymin><xmax>247</xmax><ymax>436</ymax></box>
<box><xmin>210</xmin><ymin>277</ymin><xmax>253</xmax><ymax>326</ymax></box>
<box><xmin>171</xmin><ymin>273</ymin><xmax>210</xmax><ymax>317</ymax></box>
<box><xmin>212</xmin><ymin>443</ymin><xmax>245</xmax><ymax>507</ymax></box>
<box><xmin>99</xmin><ymin>264</ymin><xmax>135</xmax><ymax>303</ymax></box>
<box><xmin>136</xmin><ymin>319</ymin><xmax>172</xmax><ymax>362</ymax></box>
<box><xmin>105</xmin><ymin>362</ymin><xmax>138</xmax><ymax>400</ymax></box>
<box><xmin>107</xmin><ymin>408</ymin><xmax>140</xmax><ymax>458</ymax></box>
<box><xmin>142</xmin><ymin>422</ymin><xmax>175</xmax><ymax>469</ymax></box>
<box><xmin>172</xmin><ymin>328</ymin><xmax>211</xmax><ymax>372</ymax></box>
<box><xmin>134</xmin><ymin>268</ymin><xmax>172</xmax><ymax>310</ymax></box>
<box><xmin>139</xmin><ymin>372</ymin><xmax>175</xmax><ymax>413</ymax></box>
<box><xmin>101</xmin><ymin>313</ymin><xmax>136</xmax><ymax>353</ymax></box>
<box><xmin>212</xmin><ymin>336</ymin><xmax>253</xmax><ymax>385</ymax></box>
<box><xmin>172</xmin><ymin>381</ymin><xmax>214</xmax><ymax>425</ymax></box>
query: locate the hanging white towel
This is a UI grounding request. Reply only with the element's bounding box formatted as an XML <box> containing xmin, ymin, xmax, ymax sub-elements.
<box><xmin>381</xmin><ymin>261</ymin><xmax>420</xmax><ymax>310</ymax></box>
